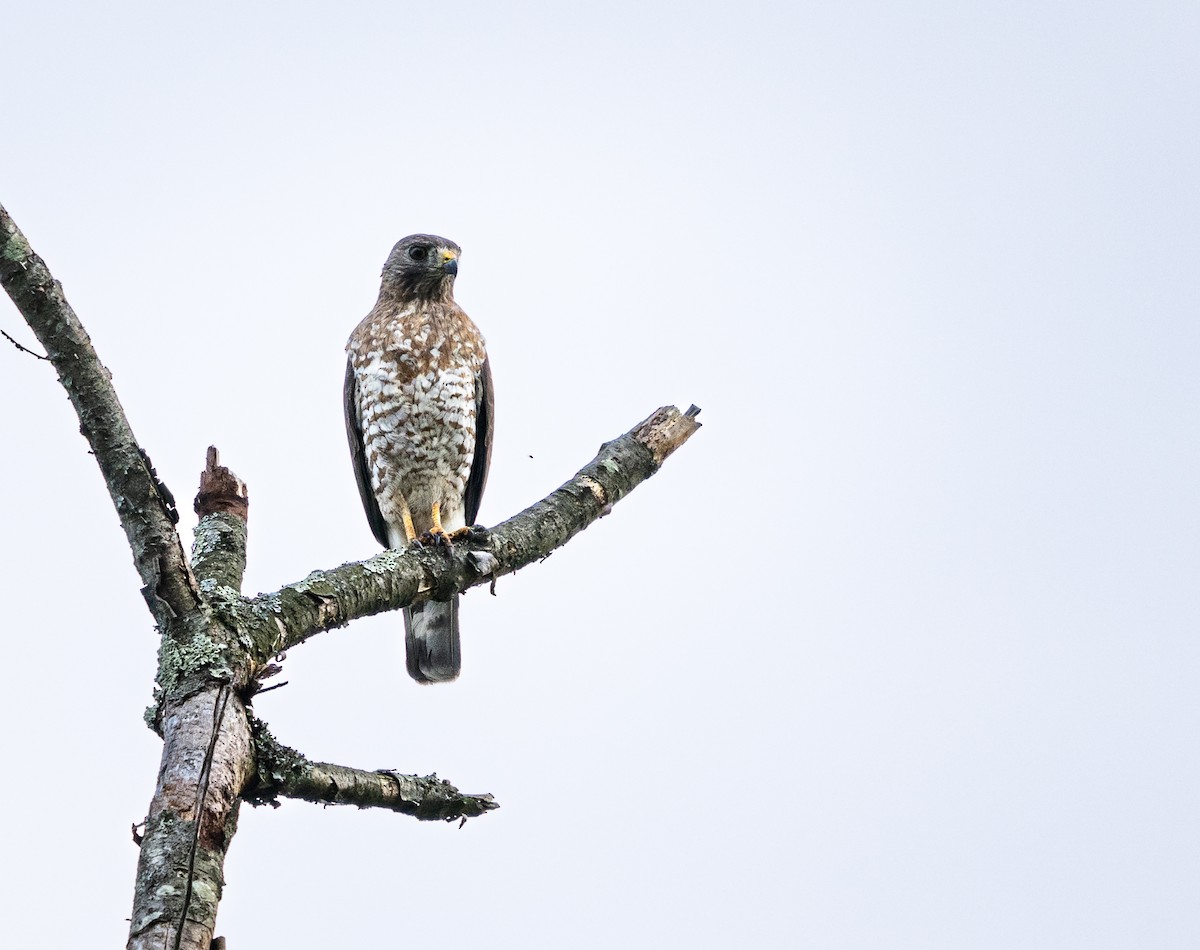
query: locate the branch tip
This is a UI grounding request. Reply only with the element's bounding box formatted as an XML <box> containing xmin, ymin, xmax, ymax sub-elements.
<box><xmin>631</xmin><ymin>404</ymin><xmax>704</xmax><ymax>466</ymax></box>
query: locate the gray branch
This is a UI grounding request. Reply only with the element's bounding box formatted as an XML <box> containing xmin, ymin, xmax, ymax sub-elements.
<box><xmin>247</xmin><ymin>719</ymin><xmax>499</xmax><ymax>821</ymax></box>
<box><xmin>1</xmin><ymin>203</ymin><xmax>199</xmax><ymax>623</ymax></box>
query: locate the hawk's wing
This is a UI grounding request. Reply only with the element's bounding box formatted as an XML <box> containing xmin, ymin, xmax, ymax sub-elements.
<box><xmin>344</xmin><ymin>357</ymin><xmax>390</xmax><ymax>548</ymax></box>
<box><xmin>464</xmin><ymin>356</ymin><xmax>494</xmax><ymax>526</ymax></box>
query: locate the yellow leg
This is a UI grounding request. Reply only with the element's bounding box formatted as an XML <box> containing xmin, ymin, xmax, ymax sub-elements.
<box><xmin>401</xmin><ymin>502</ymin><xmax>417</xmax><ymax>543</ymax></box>
<box><xmin>430</xmin><ymin>502</ymin><xmax>444</xmax><ymax>535</ymax></box>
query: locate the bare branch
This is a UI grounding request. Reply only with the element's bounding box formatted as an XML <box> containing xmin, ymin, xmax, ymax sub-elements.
<box><xmin>247</xmin><ymin>719</ymin><xmax>498</xmax><ymax>821</ymax></box>
<box><xmin>0</xmin><ymin>202</ymin><xmax>197</xmax><ymax>622</ymax></box>
<box><xmin>228</xmin><ymin>404</ymin><xmax>702</xmax><ymax>661</ymax></box>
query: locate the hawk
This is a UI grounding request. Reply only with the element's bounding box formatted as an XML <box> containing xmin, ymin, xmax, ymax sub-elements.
<box><xmin>344</xmin><ymin>234</ymin><xmax>493</xmax><ymax>683</ymax></box>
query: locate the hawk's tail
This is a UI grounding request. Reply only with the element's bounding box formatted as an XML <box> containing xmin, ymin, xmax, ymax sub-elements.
<box><xmin>403</xmin><ymin>596</ymin><xmax>461</xmax><ymax>683</ymax></box>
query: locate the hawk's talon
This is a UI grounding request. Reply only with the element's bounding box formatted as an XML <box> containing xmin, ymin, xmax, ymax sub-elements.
<box><xmin>417</xmin><ymin>529</ymin><xmax>453</xmax><ymax>549</ymax></box>
<box><xmin>448</xmin><ymin>524</ymin><xmax>487</xmax><ymax>542</ymax></box>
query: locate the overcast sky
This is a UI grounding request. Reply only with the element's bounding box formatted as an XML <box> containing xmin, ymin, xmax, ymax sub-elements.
<box><xmin>2</xmin><ymin>2</ymin><xmax>1198</xmax><ymax>947</ymax></box>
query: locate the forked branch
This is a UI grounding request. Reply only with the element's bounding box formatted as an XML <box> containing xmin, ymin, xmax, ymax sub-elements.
<box><xmin>1</xmin><ymin>201</ymin><xmax>703</xmax><ymax>950</ymax></box>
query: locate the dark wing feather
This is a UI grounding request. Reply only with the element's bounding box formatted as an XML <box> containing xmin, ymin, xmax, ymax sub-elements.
<box><xmin>344</xmin><ymin>357</ymin><xmax>390</xmax><ymax>548</ymax></box>
<box><xmin>464</xmin><ymin>356</ymin><xmax>494</xmax><ymax>526</ymax></box>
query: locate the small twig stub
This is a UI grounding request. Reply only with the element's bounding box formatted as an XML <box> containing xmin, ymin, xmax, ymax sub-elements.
<box><xmin>195</xmin><ymin>445</ymin><xmax>250</xmax><ymax>520</ymax></box>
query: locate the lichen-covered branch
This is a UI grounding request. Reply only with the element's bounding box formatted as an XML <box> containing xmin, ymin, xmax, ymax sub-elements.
<box><xmin>128</xmin><ymin>454</ymin><xmax>257</xmax><ymax>950</ymax></box>
<box><xmin>247</xmin><ymin>719</ymin><xmax>499</xmax><ymax>821</ymax></box>
<box><xmin>235</xmin><ymin>405</ymin><xmax>702</xmax><ymax>660</ymax></box>
<box><xmin>192</xmin><ymin>447</ymin><xmax>250</xmax><ymax>591</ymax></box>
<box><xmin>0</xmin><ymin>202</ymin><xmax>197</xmax><ymax>622</ymax></box>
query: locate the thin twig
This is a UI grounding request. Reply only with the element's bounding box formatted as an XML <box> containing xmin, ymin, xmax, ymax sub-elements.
<box><xmin>1</xmin><ymin>327</ymin><xmax>49</xmax><ymax>360</ymax></box>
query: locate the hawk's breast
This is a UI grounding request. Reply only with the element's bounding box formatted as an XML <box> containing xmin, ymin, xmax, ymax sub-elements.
<box><xmin>348</xmin><ymin>302</ymin><xmax>485</xmax><ymax>522</ymax></box>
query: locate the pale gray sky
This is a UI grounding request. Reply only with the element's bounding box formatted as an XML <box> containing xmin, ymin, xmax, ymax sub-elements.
<box><xmin>2</xmin><ymin>2</ymin><xmax>1198</xmax><ymax>947</ymax></box>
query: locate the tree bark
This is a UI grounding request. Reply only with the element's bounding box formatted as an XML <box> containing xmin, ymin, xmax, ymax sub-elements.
<box><xmin>128</xmin><ymin>687</ymin><xmax>253</xmax><ymax>950</ymax></box>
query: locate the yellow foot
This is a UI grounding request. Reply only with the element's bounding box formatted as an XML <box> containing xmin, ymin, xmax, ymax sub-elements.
<box><xmin>416</xmin><ymin>503</ymin><xmax>452</xmax><ymax>548</ymax></box>
<box><xmin>417</xmin><ymin>527</ymin><xmax>452</xmax><ymax>549</ymax></box>
<box><xmin>416</xmin><ymin>506</ymin><xmax>484</xmax><ymax>547</ymax></box>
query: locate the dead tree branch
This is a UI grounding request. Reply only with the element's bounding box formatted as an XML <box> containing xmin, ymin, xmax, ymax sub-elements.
<box><xmin>247</xmin><ymin>719</ymin><xmax>499</xmax><ymax>821</ymax></box>
<box><xmin>0</xmin><ymin>203</ymin><xmax>197</xmax><ymax>622</ymax></box>
<box><xmin>0</xmin><ymin>201</ymin><xmax>702</xmax><ymax>949</ymax></box>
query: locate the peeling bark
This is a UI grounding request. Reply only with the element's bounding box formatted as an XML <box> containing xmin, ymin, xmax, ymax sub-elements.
<box><xmin>128</xmin><ymin>688</ymin><xmax>252</xmax><ymax>950</ymax></box>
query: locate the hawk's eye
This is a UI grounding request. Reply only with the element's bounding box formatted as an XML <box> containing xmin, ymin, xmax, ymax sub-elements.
<box><xmin>408</xmin><ymin>246</ymin><xmax>429</xmax><ymax>262</ymax></box>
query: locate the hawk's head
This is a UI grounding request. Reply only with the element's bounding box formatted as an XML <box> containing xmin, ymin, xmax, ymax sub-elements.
<box><xmin>380</xmin><ymin>233</ymin><xmax>461</xmax><ymax>302</ymax></box>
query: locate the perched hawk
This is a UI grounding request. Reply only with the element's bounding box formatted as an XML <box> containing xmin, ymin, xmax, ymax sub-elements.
<box><xmin>344</xmin><ymin>234</ymin><xmax>493</xmax><ymax>683</ymax></box>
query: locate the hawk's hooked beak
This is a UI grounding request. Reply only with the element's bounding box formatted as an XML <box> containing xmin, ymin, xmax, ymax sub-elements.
<box><xmin>440</xmin><ymin>249</ymin><xmax>459</xmax><ymax>276</ymax></box>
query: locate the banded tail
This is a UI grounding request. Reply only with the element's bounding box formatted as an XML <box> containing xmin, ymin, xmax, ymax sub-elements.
<box><xmin>404</xmin><ymin>596</ymin><xmax>461</xmax><ymax>683</ymax></box>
